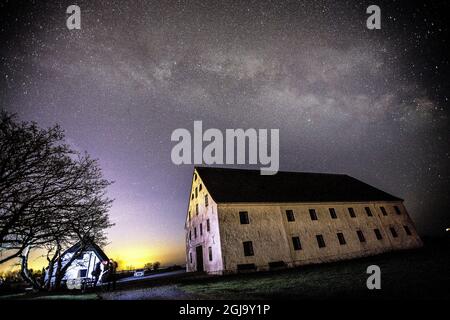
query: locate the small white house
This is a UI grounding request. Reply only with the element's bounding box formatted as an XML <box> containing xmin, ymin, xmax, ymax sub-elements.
<box><xmin>46</xmin><ymin>242</ymin><xmax>109</xmax><ymax>289</ymax></box>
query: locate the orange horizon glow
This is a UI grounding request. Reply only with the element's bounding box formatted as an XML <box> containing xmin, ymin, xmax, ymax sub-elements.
<box><xmin>0</xmin><ymin>244</ymin><xmax>186</xmax><ymax>274</ymax></box>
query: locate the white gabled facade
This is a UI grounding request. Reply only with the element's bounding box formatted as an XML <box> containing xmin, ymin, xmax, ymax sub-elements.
<box><xmin>185</xmin><ymin>171</ymin><xmax>224</xmax><ymax>274</ymax></box>
<box><xmin>60</xmin><ymin>250</ymin><xmax>102</xmax><ymax>281</ymax></box>
<box><xmin>46</xmin><ymin>242</ymin><xmax>109</xmax><ymax>287</ymax></box>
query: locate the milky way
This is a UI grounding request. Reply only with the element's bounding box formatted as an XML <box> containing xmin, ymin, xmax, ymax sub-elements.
<box><xmin>1</xmin><ymin>0</ymin><xmax>449</xmax><ymax>266</ymax></box>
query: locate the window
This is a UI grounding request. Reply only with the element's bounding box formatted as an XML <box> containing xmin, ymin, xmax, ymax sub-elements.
<box><xmin>237</xmin><ymin>263</ymin><xmax>256</xmax><ymax>271</ymax></box>
<box><xmin>243</xmin><ymin>241</ymin><xmax>254</xmax><ymax>256</ymax></box>
<box><xmin>189</xmin><ymin>252</ymin><xmax>192</xmax><ymax>263</ymax></box>
<box><xmin>194</xmin><ymin>227</ymin><xmax>197</xmax><ymax>238</ymax></box>
<box><xmin>196</xmin><ymin>203</ymin><xmax>199</xmax><ymax>215</ymax></box>
<box><xmin>195</xmin><ymin>187</ymin><xmax>198</xmax><ymax>198</ymax></box>
<box><xmin>309</xmin><ymin>209</ymin><xmax>318</xmax><ymax>221</ymax></box>
<box><xmin>194</xmin><ymin>173</ymin><xmax>197</xmax><ymax>181</ymax></box>
<box><xmin>316</xmin><ymin>235</ymin><xmax>326</xmax><ymax>248</ymax></box>
<box><xmin>189</xmin><ymin>230</ymin><xmax>192</xmax><ymax>241</ymax></box>
<box><xmin>390</xmin><ymin>227</ymin><xmax>398</xmax><ymax>238</ymax></box>
<box><xmin>292</xmin><ymin>236</ymin><xmax>302</xmax><ymax>250</ymax></box>
<box><xmin>199</xmin><ymin>183</ymin><xmax>203</xmax><ymax>191</ymax></box>
<box><xmin>78</xmin><ymin>269</ymin><xmax>87</xmax><ymax>278</ymax></box>
<box><xmin>380</xmin><ymin>206</ymin><xmax>387</xmax><ymax>216</ymax></box>
<box><xmin>348</xmin><ymin>207</ymin><xmax>356</xmax><ymax>218</ymax></box>
<box><xmin>337</xmin><ymin>232</ymin><xmax>346</xmax><ymax>245</ymax></box>
<box><xmin>404</xmin><ymin>225</ymin><xmax>412</xmax><ymax>236</ymax></box>
<box><xmin>329</xmin><ymin>208</ymin><xmax>337</xmax><ymax>219</ymax></box>
<box><xmin>356</xmin><ymin>230</ymin><xmax>366</xmax><ymax>242</ymax></box>
<box><xmin>205</xmin><ymin>195</ymin><xmax>209</xmax><ymax>207</ymax></box>
<box><xmin>365</xmin><ymin>207</ymin><xmax>373</xmax><ymax>217</ymax></box>
<box><xmin>269</xmin><ymin>261</ymin><xmax>286</xmax><ymax>269</ymax></box>
<box><xmin>286</xmin><ymin>210</ymin><xmax>295</xmax><ymax>222</ymax></box>
<box><xmin>394</xmin><ymin>206</ymin><xmax>401</xmax><ymax>215</ymax></box>
<box><xmin>239</xmin><ymin>211</ymin><xmax>249</xmax><ymax>224</ymax></box>
<box><xmin>374</xmin><ymin>228</ymin><xmax>383</xmax><ymax>240</ymax></box>
<box><xmin>200</xmin><ymin>223</ymin><xmax>203</xmax><ymax>236</ymax></box>
<box><xmin>208</xmin><ymin>247</ymin><xmax>213</xmax><ymax>261</ymax></box>
<box><xmin>206</xmin><ymin>219</ymin><xmax>210</xmax><ymax>232</ymax></box>
<box><xmin>191</xmin><ymin>193</ymin><xmax>194</xmax><ymax>200</ymax></box>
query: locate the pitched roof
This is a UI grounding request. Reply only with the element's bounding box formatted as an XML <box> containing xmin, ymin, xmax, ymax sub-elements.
<box><xmin>195</xmin><ymin>167</ymin><xmax>402</xmax><ymax>203</ymax></box>
<box><xmin>63</xmin><ymin>241</ymin><xmax>109</xmax><ymax>261</ymax></box>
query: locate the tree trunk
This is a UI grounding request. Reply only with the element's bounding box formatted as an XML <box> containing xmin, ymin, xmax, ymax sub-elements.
<box><xmin>53</xmin><ymin>254</ymin><xmax>63</xmax><ymax>290</ymax></box>
<box><xmin>53</xmin><ymin>245</ymin><xmax>84</xmax><ymax>289</ymax></box>
<box><xmin>20</xmin><ymin>245</ymin><xmax>42</xmax><ymax>290</ymax></box>
<box><xmin>45</xmin><ymin>245</ymin><xmax>60</xmax><ymax>290</ymax></box>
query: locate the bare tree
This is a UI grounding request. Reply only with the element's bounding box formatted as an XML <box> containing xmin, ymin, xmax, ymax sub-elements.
<box><xmin>153</xmin><ymin>261</ymin><xmax>161</xmax><ymax>271</ymax></box>
<box><xmin>0</xmin><ymin>111</ymin><xmax>113</xmax><ymax>290</ymax></box>
<box><xmin>144</xmin><ymin>262</ymin><xmax>153</xmax><ymax>271</ymax></box>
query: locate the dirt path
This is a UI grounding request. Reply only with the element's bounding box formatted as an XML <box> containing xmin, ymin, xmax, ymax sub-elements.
<box><xmin>99</xmin><ymin>285</ymin><xmax>197</xmax><ymax>300</ymax></box>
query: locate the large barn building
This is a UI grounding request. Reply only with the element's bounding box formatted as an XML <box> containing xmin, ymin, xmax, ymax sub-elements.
<box><xmin>185</xmin><ymin>167</ymin><xmax>423</xmax><ymax>274</ymax></box>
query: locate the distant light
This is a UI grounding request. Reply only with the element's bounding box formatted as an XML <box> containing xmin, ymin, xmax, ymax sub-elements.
<box><xmin>446</xmin><ymin>228</ymin><xmax>450</xmax><ymax>232</ymax></box>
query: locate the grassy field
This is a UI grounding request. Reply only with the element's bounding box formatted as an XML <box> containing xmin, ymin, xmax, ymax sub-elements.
<box><xmin>178</xmin><ymin>240</ymin><xmax>450</xmax><ymax>300</ymax></box>
<box><xmin>3</xmin><ymin>239</ymin><xmax>450</xmax><ymax>300</ymax></box>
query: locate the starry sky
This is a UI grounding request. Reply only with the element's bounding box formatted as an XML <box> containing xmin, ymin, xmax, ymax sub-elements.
<box><xmin>1</xmin><ymin>0</ymin><xmax>449</xmax><ymax>270</ymax></box>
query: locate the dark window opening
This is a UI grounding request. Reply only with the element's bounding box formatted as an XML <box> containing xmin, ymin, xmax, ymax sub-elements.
<box><xmin>380</xmin><ymin>206</ymin><xmax>387</xmax><ymax>216</ymax></box>
<box><xmin>337</xmin><ymin>232</ymin><xmax>346</xmax><ymax>245</ymax></box>
<box><xmin>348</xmin><ymin>207</ymin><xmax>356</xmax><ymax>218</ymax></box>
<box><xmin>200</xmin><ymin>223</ymin><xmax>203</xmax><ymax>236</ymax></box>
<box><xmin>329</xmin><ymin>208</ymin><xmax>337</xmax><ymax>219</ymax></box>
<box><xmin>268</xmin><ymin>261</ymin><xmax>287</xmax><ymax>269</ymax></box>
<box><xmin>390</xmin><ymin>227</ymin><xmax>398</xmax><ymax>238</ymax></box>
<box><xmin>316</xmin><ymin>235</ymin><xmax>326</xmax><ymax>248</ymax></box>
<box><xmin>394</xmin><ymin>206</ymin><xmax>401</xmax><ymax>215</ymax></box>
<box><xmin>189</xmin><ymin>252</ymin><xmax>192</xmax><ymax>263</ymax></box>
<box><xmin>208</xmin><ymin>246</ymin><xmax>212</xmax><ymax>261</ymax></box>
<box><xmin>206</xmin><ymin>219</ymin><xmax>210</xmax><ymax>232</ymax></box>
<box><xmin>196</xmin><ymin>203</ymin><xmax>199</xmax><ymax>215</ymax></box>
<box><xmin>194</xmin><ymin>227</ymin><xmax>197</xmax><ymax>238</ymax></box>
<box><xmin>199</xmin><ymin>184</ymin><xmax>203</xmax><ymax>191</ymax></box>
<box><xmin>374</xmin><ymin>229</ymin><xmax>383</xmax><ymax>240</ymax></box>
<box><xmin>365</xmin><ymin>207</ymin><xmax>373</xmax><ymax>217</ymax></box>
<box><xmin>237</xmin><ymin>263</ymin><xmax>256</xmax><ymax>271</ymax></box>
<box><xmin>79</xmin><ymin>269</ymin><xmax>87</xmax><ymax>278</ymax></box>
<box><xmin>404</xmin><ymin>225</ymin><xmax>412</xmax><ymax>236</ymax></box>
<box><xmin>205</xmin><ymin>195</ymin><xmax>209</xmax><ymax>207</ymax></box>
<box><xmin>357</xmin><ymin>230</ymin><xmax>366</xmax><ymax>242</ymax></box>
<box><xmin>239</xmin><ymin>211</ymin><xmax>249</xmax><ymax>224</ymax></box>
<box><xmin>243</xmin><ymin>241</ymin><xmax>254</xmax><ymax>256</ymax></box>
<box><xmin>292</xmin><ymin>236</ymin><xmax>302</xmax><ymax>250</ymax></box>
<box><xmin>309</xmin><ymin>209</ymin><xmax>318</xmax><ymax>221</ymax></box>
<box><xmin>189</xmin><ymin>230</ymin><xmax>192</xmax><ymax>241</ymax></box>
<box><xmin>286</xmin><ymin>210</ymin><xmax>295</xmax><ymax>222</ymax></box>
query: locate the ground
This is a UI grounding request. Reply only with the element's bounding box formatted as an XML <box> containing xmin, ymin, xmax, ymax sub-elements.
<box><xmin>2</xmin><ymin>239</ymin><xmax>449</xmax><ymax>300</ymax></box>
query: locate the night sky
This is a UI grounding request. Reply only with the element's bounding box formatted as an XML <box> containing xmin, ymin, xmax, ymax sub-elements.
<box><xmin>1</xmin><ymin>0</ymin><xmax>449</xmax><ymax>269</ymax></box>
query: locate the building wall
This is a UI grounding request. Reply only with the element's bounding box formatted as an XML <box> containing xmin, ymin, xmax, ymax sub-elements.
<box><xmin>63</xmin><ymin>251</ymin><xmax>101</xmax><ymax>280</ymax></box>
<box><xmin>47</xmin><ymin>250</ymin><xmax>101</xmax><ymax>283</ymax></box>
<box><xmin>217</xmin><ymin>201</ymin><xmax>422</xmax><ymax>273</ymax></box>
<box><xmin>185</xmin><ymin>171</ymin><xmax>224</xmax><ymax>274</ymax></box>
